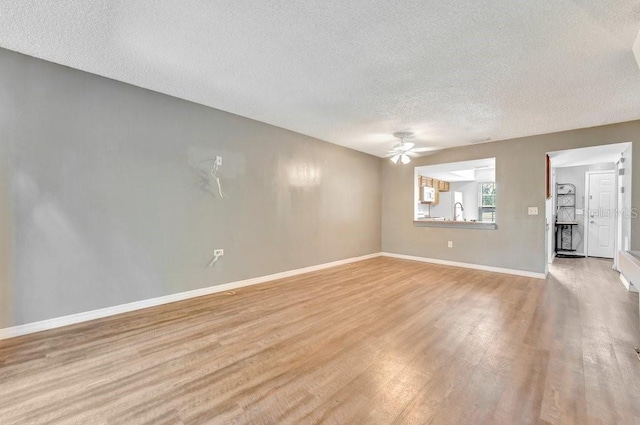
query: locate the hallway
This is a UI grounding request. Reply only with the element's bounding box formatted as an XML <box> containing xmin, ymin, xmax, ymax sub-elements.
<box><xmin>541</xmin><ymin>257</ymin><xmax>640</xmax><ymax>424</ymax></box>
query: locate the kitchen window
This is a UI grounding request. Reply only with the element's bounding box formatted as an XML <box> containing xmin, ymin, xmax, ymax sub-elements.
<box><xmin>479</xmin><ymin>182</ymin><xmax>496</xmax><ymax>223</ymax></box>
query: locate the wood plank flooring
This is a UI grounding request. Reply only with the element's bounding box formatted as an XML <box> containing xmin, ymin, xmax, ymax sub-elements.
<box><xmin>0</xmin><ymin>256</ymin><xmax>639</xmax><ymax>424</ymax></box>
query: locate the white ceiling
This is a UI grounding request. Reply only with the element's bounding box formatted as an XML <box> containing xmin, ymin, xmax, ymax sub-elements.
<box><xmin>549</xmin><ymin>142</ymin><xmax>630</xmax><ymax>167</ymax></box>
<box><xmin>1</xmin><ymin>1</ymin><xmax>640</xmax><ymax>157</ymax></box>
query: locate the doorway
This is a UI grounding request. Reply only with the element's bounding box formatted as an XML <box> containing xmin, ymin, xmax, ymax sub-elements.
<box><xmin>546</xmin><ymin>142</ymin><xmax>632</xmax><ymax>273</ymax></box>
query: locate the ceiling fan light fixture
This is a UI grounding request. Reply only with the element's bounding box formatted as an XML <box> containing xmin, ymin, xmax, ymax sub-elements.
<box><xmin>388</xmin><ymin>131</ymin><xmax>427</xmax><ymax>165</ymax></box>
<box><xmin>393</xmin><ymin>141</ymin><xmax>415</xmax><ymax>151</ymax></box>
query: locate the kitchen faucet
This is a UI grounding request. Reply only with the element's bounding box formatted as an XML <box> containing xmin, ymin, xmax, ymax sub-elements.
<box><xmin>454</xmin><ymin>202</ymin><xmax>464</xmax><ymax>221</ymax></box>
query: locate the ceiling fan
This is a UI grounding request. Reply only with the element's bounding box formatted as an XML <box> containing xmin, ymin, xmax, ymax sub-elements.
<box><xmin>387</xmin><ymin>132</ymin><xmax>433</xmax><ymax>164</ymax></box>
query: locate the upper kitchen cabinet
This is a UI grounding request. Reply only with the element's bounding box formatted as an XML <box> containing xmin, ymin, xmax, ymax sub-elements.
<box><xmin>438</xmin><ymin>180</ymin><xmax>450</xmax><ymax>192</ymax></box>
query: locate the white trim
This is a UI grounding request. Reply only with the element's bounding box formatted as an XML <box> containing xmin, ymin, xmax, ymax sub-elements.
<box><xmin>0</xmin><ymin>252</ymin><xmax>382</xmax><ymax>341</ymax></box>
<box><xmin>615</xmin><ymin>160</ymin><xmax>623</xmax><ymax>271</ymax></box>
<box><xmin>619</xmin><ymin>273</ymin><xmax>638</xmax><ymax>293</ymax></box>
<box><xmin>381</xmin><ymin>252</ymin><xmax>546</xmax><ymax>279</ymax></box>
<box><xmin>584</xmin><ymin>171</ymin><xmax>589</xmax><ymax>256</ymax></box>
<box><xmin>618</xmin><ymin>251</ymin><xmax>640</xmax><ymax>293</ymax></box>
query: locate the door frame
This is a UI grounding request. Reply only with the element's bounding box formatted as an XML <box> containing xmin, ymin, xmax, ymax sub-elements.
<box><xmin>546</xmin><ymin>168</ymin><xmax>556</xmax><ymax>266</ymax></box>
<box><xmin>584</xmin><ymin>170</ymin><xmax>618</xmax><ymax>259</ymax></box>
<box><xmin>615</xmin><ymin>160</ymin><xmax>623</xmax><ymax>270</ymax></box>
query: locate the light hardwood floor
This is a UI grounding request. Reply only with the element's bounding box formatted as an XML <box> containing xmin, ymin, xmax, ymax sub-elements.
<box><xmin>1</xmin><ymin>257</ymin><xmax>639</xmax><ymax>425</ymax></box>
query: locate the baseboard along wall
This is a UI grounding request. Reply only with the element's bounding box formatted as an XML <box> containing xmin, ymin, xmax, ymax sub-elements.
<box><xmin>0</xmin><ymin>252</ymin><xmax>545</xmax><ymax>340</ymax></box>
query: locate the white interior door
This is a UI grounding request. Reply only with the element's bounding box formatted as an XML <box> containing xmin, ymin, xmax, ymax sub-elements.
<box><xmin>587</xmin><ymin>172</ymin><xmax>615</xmax><ymax>258</ymax></box>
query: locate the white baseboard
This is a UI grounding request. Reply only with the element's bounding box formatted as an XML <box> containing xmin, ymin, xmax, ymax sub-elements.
<box><xmin>619</xmin><ymin>273</ymin><xmax>639</xmax><ymax>293</ymax></box>
<box><xmin>0</xmin><ymin>251</ymin><xmax>547</xmax><ymax>340</ymax></box>
<box><xmin>0</xmin><ymin>252</ymin><xmax>382</xmax><ymax>341</ymax></box>
<box><xmin>381</xmin><ymin>252</ymin><xmax>546</xmax><ymax>279</ymax></box>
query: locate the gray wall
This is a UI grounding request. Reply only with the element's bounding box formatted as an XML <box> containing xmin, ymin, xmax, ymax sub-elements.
<box><xmin>0</xmin><ymin>137</ymin><xmax>11</xmax><ymax>327</ymax></box>
<box><xmin>382</xmin><ymin>120</ymin><xmax>640</xmax><ymax>274</ymax></box>
<box><xmin>0</xmin><ymin>49</ymin><xmax>382</xmax><ymax>328</ymax></box>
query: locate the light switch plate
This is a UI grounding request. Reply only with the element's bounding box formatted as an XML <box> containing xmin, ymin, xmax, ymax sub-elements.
<box><xmin>528</xmin><ymin>207</ymin><xmax>539</xmax><ymax>215</ymax></box>
<box><xmin>576</xmin><ymin>208</ymin><xmax>584</xmax><ymax>215</ymax></box>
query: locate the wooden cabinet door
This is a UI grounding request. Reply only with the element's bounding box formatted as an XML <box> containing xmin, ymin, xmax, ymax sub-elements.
<box><xmin>417</xmin><ymin>175</ymin><xmax>444</xmax><ymax>203</ymax></box>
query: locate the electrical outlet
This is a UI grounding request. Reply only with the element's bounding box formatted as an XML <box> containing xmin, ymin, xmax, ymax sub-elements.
<box><xmin>214</xmin><ymin>249</ymin><xmax>224</xmax><ymax>256</ymax></box>
<box><xmin>215</xmin><ymin>156</ymin><xmax>222</xmax><ymax>166</ymax></box>
<box><xmin>528</xmin><ymin>207</ymin><xmax>539</xmax><ymax>215</ymax></box>
<box><xmin>447</xmin><ymin>241</ymin><xmax>453</xmax><ymax>248</ymax></box>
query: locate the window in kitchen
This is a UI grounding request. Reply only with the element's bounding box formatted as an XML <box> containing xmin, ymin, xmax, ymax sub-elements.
<box><xmin>479</xmin><ymin>182</ymin><xmax>496</xmax><ymax>223</ymax></box>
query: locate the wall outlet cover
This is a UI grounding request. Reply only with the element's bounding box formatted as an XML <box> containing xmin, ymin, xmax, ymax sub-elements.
<box><xmin>447</xmin><ymin>241</ymin><xmax>453</xmax><ymax>248</ymax></box>
<box><xmin>528</xmin><ymin>207</ymin><xmax>539</xmax><ymax>215</ymax></box>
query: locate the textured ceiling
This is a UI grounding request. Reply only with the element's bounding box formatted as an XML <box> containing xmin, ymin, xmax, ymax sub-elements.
<box><xmin>1</xmin><ymin>1</ymin><xmax>640</xmax><ymax>157</ymax></box>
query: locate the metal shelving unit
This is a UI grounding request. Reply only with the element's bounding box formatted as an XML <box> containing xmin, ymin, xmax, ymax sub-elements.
<box><xmin>555</xmin><ymin>183</ymin><xmax>579</xmax><ymax>255</ymax></box>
